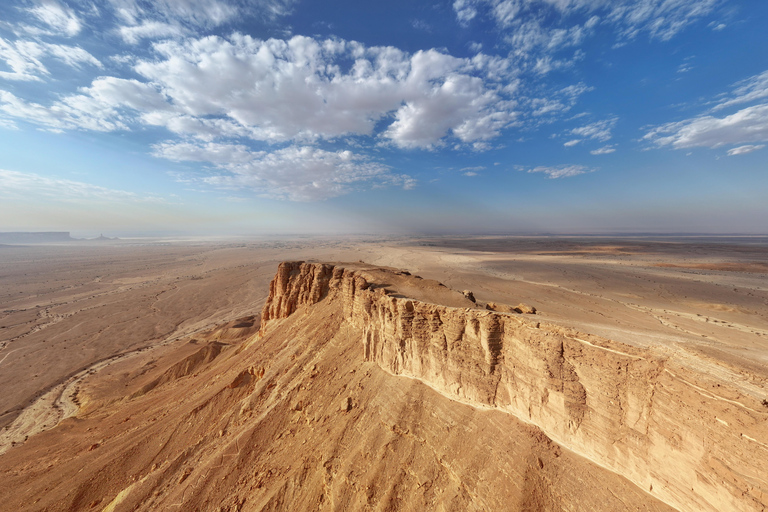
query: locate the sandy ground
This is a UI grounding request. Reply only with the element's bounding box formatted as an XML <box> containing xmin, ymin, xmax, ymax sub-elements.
<box><xmin>373</xmin><ymin>237</ymin><xmax>768</xmax><ymax>370</ymax></box>
<box><xmin>0</xmin><ymin>237</ymin><xmax>387</xmax><ymax>436</ymax></box>
<box><xmin>3</xmin><ymin>236</ymin><xmax>768</xmax><ymax>444</ymax></box>
<box><xmin>0</xmin><ymin>235</ymin><xmax>767</xmax><ymax>510</ymax></box>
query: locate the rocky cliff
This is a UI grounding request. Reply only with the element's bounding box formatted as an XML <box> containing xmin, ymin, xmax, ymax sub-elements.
<box><xmin>261</xmin><ymin>261</ymin><xmax>768</xmax><ymax>512</ymax></box>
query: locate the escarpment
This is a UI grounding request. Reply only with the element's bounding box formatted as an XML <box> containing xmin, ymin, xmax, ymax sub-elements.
<box><xmin>261</xmin><ymin>261</ymin><xmax>768</xmax><ymax>512</ymax></box>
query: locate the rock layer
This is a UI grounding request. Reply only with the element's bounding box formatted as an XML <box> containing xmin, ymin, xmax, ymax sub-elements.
<box><xmin>261</xmin><ymin>261</ymin><xmax>768</xmax><ymax>512</ymax></box>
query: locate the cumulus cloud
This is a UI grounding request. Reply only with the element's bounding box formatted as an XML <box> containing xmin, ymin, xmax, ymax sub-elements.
<box><xmin>527</xmin><ymin>164</ymin><xmax>592</xmax><ymax>179</ymax></box>
<box><xmin>644</xmin><ymin>104</ymin><xmax>768</xmax><ymax>150</ymax></box>
<box><xmin>0</xmin><ymin>37</ymin><xmax>101</xmax><ymax>81</ymax></box>
<box><xmin>154</xmin><ymin>141</ymin><xmax>415</xmax><ymax>201</ymax></box>
<box><xmin>0</xmin><ymin>32</ymin><xmax>526</xmax><ymax>201</ymax></box>
<box><xmin>139</xmin><ymin>36</ymin><xmax>517</xmax><ymax>147</ymax></box>
<box><xmin>727</xmin><ymin>144</ymin><xmax>764</xmax><ymax>156</ymax></box>
<box><xmin>1</xmin><ymin>34</ymin><xmax>519</xmax><ymax>151</ymax></box>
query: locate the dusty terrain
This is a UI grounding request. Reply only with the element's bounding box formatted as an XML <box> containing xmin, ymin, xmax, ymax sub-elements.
<box><xmin>1</xmin><ymin>236</ymin><xmax>767</xmax><ymax>511</ymax></box>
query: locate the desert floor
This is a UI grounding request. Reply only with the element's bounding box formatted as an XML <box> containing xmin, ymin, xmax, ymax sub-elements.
<box><xmin>1</xmin><ymin>235</ymin><xmax>767</xmax><ymax>501</ymax></box>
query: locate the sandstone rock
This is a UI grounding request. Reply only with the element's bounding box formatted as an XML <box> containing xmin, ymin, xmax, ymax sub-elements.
<box><xmin>485</xmin><ymin>302</ymin><xmax>516</xmax><ymax>314</ymax></box>
<box><xmin>462</xmin><ymin>290</ymin><xmax>476</xmax><ymax>303</ymax></box>
<box><xmin>257</xmin><ymin>261</ymin><xmax>768</xmax><ymax>512</ymax></box>
<box><xmin>514</xmin><ymin>303</ymin><xmax>537</xmax><ymax>314</ymax></box>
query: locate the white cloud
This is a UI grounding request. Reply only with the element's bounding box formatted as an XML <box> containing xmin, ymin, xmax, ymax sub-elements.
<box><xmin>119</xmin><ymin>20</ymin><xmax>187</xmax><ymax>44</ymax></box>
<box><xmin>529</xmin><ymin>82</ymin><xmax>591</xmax><ymax>117</ymax></box>
<box><xmin>505</xmin><ymin>18</ymin><xmax>589</xmax><ymax>57</ymax></box>
<box><xmin>532</xmin><ymin>54</ymin><xmax>575</xmax><ymax>75</ymax></box>
<box><xmin>0</xmin><ymin>32</ymin><xmax>527</xmax><ymax>200</ymax></box>
<box><xmin>645</xmin><ymin>104</ymin><xmax>768</xmax><ymax>149</ymax></box>
<box><xmin>411</xmin><ymin>19</ymin><xmax>432</xmax><ymax>32</ymax></box>
<box><xmin>527</xmin><ymin>164</ymin><xmax>592</xmax><ymax>178</ymax></box>
<box><xmin>727</xmin><ymin>144</ymin><xmax>764</xmax><ymax>156</ymax></box>
<box><xmin>590</xmin><ymin>145</ymin><xmax>615</xmax><ymax>154</ymax></box>
<box><xmin>383</xmin><ymin>71</ymin><xmax>516</xmax><ymax>149</ymax></box>
<box><xmin>492</xmin><ymin>0</ymin><xmax>523</xmax><ymax>26</ymax></box>
<box><xmin>0</xmin><ymin>77</ymin><xmax>166</xmax><ymax>131</ymax></box>
<box><xmin>608</xmin><ymin>0</ymin><xmax>720</xmax><ymax>41</ymax></box>
<box><xmin>563</xmin><ymin>139</ymin><xmax>580</xmax><ymax>147</ymax></box>
<box><xmin>111</xmin><ymin>0</ymin><xmax>234</xmax><ymax>27</ymax></box>
<box><xmin>645</xmin><ymin>69</ymin><xmax>768</xmax><ymax>154</ymax></box>
<box><xmin>0</xmin><ymin>169</ymin><xmax>162</xmax><ymax>202</ymax></box>
<box><xmin>0</xmin><ymin>37</ymin><xmax>101</xmax><ymax>81</ymax></box>
<box><xmin>0</xmin><ymin>117</ymin><xmax>18</xmax><ymax>130</ymax></box>
<box><xmin>455</xmin><ymin>0</ymin><xmax>721</xmax><ymax>47</ymax></box>
<box><xmin>460</xmin><ymin>165</ymin><xmax>485</xmax><ymax>176</ymax></box>
<box><xmin>453</xmin><ymin>0</ymin><xmax>478</xmax><ymax>24</ymax></box>
<box><xmin>25</xmin><ymin>0</ymin><xmax>82</xmax><ymax>37</ymax></box>
<box><xmin>153</xmin><ymin>140</ymin><xmax>257</xmax><ymax>165</ymax></box>
<box><xmin>110</xmin><ymin>0</ymin><xmax>296</xmax><ymax>37</ymax></box>
<box><xmin>714</xmin><ymin>70</ymin><xmax>768</xmax><ymax>111</ymax></box>
<box><xmin>154</xmin><ymin>142</ymin><xmax>415</xmax><ymax>201</ymax></box>
<box><xmin>570</xmin><ymin>116</ymin><xmax>617</xmax><ymax>142</ymax></box>
<box><xmin>1</xmin><ymin>34</ymin><xmax>519</xmax><ymax>150</ymax></box>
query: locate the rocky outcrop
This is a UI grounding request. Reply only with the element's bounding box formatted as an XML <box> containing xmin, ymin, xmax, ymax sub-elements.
<box><xmin>486</xmin><ymin>301</ymin><xmax>537</xmax><ymax>314</ymax></box>
<box><xmin>260</xmin><ymin>262</ymin><xmax>768</xmax><ymax>512</ymax></box>
<box><xmin>260</xmin><ymin>262</ymin><xmax>339</xmax><ymax>328</ymax></box>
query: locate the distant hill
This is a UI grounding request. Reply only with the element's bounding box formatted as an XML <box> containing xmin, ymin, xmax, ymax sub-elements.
<box><xmin>91</xmin><ymin>234</ymin><xmax>119</xmax><ymax>241</ymax></box>
<box><xmin>0</xmin><ymin>232</ymin><xmax>74</xmax><ymax>244</ymax></box>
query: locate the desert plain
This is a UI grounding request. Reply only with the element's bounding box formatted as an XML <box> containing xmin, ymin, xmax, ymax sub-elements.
<box><xmin>1</xmin><ymin>235</ymin><xmax>767</xmax><ymax>511</ymax></box>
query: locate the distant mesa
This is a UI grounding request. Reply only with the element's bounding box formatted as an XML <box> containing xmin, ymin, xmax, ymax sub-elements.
<box><xmin>0</xmin><ymin>232</ymin><xmax>74</xmax><ymax>244</ymax></box>
<box><xmin>0</xmin><ymin>232</ymin><xmax>119</xmax><ymax>244</ymax></box>
<box><xmin>92</xmin><ymin>233</ymin><xmax>119</xmax><ymax>241</ymax></box>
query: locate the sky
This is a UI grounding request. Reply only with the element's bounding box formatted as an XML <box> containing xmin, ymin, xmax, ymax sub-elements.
<box><xmin>0</xmin><ymin>0</ymin><xmax>766</xmax><ymax>236</ymax></box>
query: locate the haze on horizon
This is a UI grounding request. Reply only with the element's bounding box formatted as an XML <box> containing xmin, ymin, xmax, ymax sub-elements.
<box><xmin>0</xmin><ymin>0</ymin><xmax>766</xmax><ymax>237</ymax></box>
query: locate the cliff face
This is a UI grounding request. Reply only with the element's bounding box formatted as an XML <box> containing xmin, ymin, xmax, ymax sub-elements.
<box><xmin>262</xmin><ymin>262</ymin><xmax>768</xmax><ymax>512</ymax></box>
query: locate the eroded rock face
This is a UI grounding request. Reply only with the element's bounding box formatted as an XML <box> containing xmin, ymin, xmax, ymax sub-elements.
<box><xmin>261</xmin><ymin>261</ymin><xmax>768</xmax><ymax>512</ymax></box>
<box><xmin>260</xmin><ymin>262</ymin><xmax>338</xmax><ymax>327</ymax></box>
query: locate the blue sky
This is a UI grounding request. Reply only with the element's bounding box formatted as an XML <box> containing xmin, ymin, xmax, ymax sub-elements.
<box><xmin>0</xmin><ymin>0</ymin><xmax>766</xmax><ymax>236</ymax></box>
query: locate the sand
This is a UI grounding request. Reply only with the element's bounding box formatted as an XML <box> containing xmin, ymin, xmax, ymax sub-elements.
<box><xmin>0</xmin><ymin>236</ymin><xmax>766</xmax><ymax>511</ymax></box>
